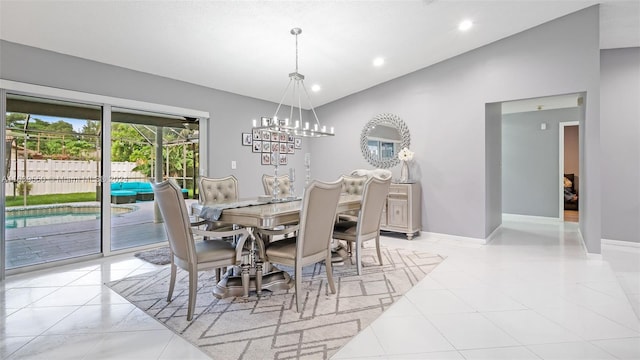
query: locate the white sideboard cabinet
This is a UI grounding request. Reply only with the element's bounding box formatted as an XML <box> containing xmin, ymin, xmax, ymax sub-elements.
<box><xmin>380</xmin><ymin>182</ymin><xmax>421</xmax><ymax>240</ymax></box>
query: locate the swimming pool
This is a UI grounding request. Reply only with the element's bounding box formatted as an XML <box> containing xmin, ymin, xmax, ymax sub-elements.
<box><xmin>5</xmin><ymin>204</ymin><xmax>136</xmax><ymax>228</ymax></box>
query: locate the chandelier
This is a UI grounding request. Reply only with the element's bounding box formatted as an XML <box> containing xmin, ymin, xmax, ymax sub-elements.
<box><xmin>252</xmin><ymin>28</ymin><xmax>334</xmax><ymax>137</ymax></box>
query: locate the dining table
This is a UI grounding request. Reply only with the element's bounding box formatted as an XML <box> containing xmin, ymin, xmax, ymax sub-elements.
<box><xmin>191</xmin><ymin>194</ymin><xmax>362</xmax><ymax>299</ymax></box>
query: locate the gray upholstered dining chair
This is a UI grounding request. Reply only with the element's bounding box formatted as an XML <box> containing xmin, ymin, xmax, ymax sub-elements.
<box><xmin>195</xmin><ymin>175</ymin><xmax>240</xmax><ymax>231</ymax></box>
<box><xmin>152</xmin><ymin>179</ymin><xmax>251</xmax><ymax>321</ymax></box>
<box><xmin>262</xmin><ymin>174</ymin><xmax>291</xmax><ymax>199</ymax></box>
<box><xmin>333</xmin><ymin>176</ymin><xmax>391</xmax><ymax>275</ymax></box>
<box><xmin>262</xmin><ymin>179</ymin><xmax>342</xmax><ymax>312</ymax></box>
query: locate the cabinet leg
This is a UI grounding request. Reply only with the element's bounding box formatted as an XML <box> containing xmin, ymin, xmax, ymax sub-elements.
<box><xmin>406</xmin><ymin>232</ymin><xmax>413</xmax><ymax>240</ymax></box>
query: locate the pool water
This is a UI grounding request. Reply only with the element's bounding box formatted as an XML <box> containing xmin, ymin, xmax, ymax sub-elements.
<box><xmin>5</xmin><ymin>205</ymin><xmax>135</xmax><ymax>229</ymax></box>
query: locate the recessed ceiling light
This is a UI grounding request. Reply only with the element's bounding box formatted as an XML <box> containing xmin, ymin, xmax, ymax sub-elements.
<box><xmin>373</xmin><ymin>57</ymin><xmax>385</xmax><ymax>67</ymax></box>
<box><xmin>458</xmin><ymin>19</ymin><xmax>473</xmax><ymax>31</ymax></box>
<box><xmin>311</xmin><ymin>84</ymin><xmax>321</xmax><ymax>92</ymax></box>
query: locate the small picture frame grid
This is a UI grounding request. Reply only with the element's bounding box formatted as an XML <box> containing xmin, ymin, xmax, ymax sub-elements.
<box><xmin>244</xmin><ymin>128</ymin><xmax>302</xmax><ymax>165</ymax></box>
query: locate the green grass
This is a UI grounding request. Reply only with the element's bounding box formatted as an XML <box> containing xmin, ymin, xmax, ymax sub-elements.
<box><xmin>5</xmin><ymin>192</ymin><xmax>97</xmax><ymax>207</ymax></box>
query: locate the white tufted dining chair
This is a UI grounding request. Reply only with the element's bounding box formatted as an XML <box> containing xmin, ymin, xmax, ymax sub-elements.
<box><xmin>333</xmin><ymin>176</ymin><xmax>391</xmax><ymax>275</ymax></box>
<box><xmin>262</xmin><ymin>174</ymin><xmax>291</xmax><ymax>199</ymax></box>
<box><xmin>195</xmin><ymin>175</ymin><xmax>242</xmax><ymax>234</ymax></box>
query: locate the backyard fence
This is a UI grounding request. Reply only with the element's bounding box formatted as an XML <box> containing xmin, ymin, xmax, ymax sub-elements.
<box><xmin>4</xmin><ymin>159</ymin><xmax>145</xmax><ymax>195</ymax></box>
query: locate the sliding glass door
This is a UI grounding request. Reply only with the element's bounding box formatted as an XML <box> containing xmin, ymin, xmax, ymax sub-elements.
<box><xmin>4</xmin><ymin>94</ymin><xmax>102</xmax><ymax>269</ymax></box>
<box><xmin>1</xmin><ymin>84</ymin><xmax>205</xmax><ymax>275</ymax></box>
<box><xmin>109</xmin><ymin>107</ymin><xmax>199</xmax><ymax>251</ymax></box>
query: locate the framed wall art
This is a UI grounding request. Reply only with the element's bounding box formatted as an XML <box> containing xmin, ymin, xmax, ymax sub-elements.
<box><xmin>242</xmin><ymin>133</ymin><xmax>252</xmax><ymax>146</ymax></box>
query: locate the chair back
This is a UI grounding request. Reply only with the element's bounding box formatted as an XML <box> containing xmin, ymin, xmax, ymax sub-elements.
<box><xmin>151</xmin><ymin>180</ymin><xmax>195</xmax><ymax>263</ymax></box>
<box><xmin>199</xmin><ymin>175</ymin><xmax>239</xmax><ymax>204</ymax></box>
<box><xmin>341</xmin><ymin>175</ymin><xmax>368</xmax><ymax>195</ymax></box>
<box><xmin>358</xmin><ymin>177</ymin><xmax>391</xmax><ymax>236</ymax></box>
<box><xmin>262</xmin><ymin>174</ymin><xmax>291</xmax><ymax>197</ymax></box>
<box><xmin>297</xmin><ymin>179</ymin><xmax>342</xmax><ymax>260</ymax></box>
<box><xmin>350</xmin><ymin>168</ymin><xmax>393</xmax><ymax>180</ymax></box>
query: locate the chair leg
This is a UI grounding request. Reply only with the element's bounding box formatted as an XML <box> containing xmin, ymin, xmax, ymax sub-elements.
<box><xmin>187</xmin><ymin>268</ymin><xmax>197</xmax><ymax>321</ymax></box>
<box><xmin>355</xmin><ymin>238</ymin><xmax>363</xmax><ymax>276</ymax></box>
<box><xmin>375</xmin><ymin>235</ymin><xmax>383</xmax><ymax>266</ymax></box>
<box><xmin>325</xmin><ymin>254</ymin><xmax>336</xmax><ymax>294</ymax></box>
<box><xmin>241</xmin><ymin>263</ymin><xmax>250</xmax><ymax>299</ymax></box>
<box><xmin>167</xmin><ymin>262</ymin><xmax>177</xmax><ymax>302</ymax></box>
<box><xmin>295</xmin><ymin>264</ymin><xmax>302</xmax><ymax>312</ymax></box>
<box><xmin>347</xmin><ymin>241</ymin><xmax>354</xmax><ymax>265</ymax></box>
<box><xmin>215</xmin><ymin>268</ymin><xmax>222</xmax><ymax>283</ymax></box>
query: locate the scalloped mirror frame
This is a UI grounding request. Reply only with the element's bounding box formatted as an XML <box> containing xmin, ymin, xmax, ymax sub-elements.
<box><xmin>360</xmin><ymin>113</ymin><xmax>411</xmax><ymax>169</ymax></box>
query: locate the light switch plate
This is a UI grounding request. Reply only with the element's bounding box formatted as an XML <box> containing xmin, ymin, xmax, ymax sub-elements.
<box><xmin>231</xmin><ymin>160</ymin><xmax>237</xmax><ymax>169</ymax></box>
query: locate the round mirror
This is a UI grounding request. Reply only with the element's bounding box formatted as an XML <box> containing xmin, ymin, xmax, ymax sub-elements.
<box><xmin>360</xmin><ymin>113</ymin><xmax>410</xmax><ymax>168</ymax></box>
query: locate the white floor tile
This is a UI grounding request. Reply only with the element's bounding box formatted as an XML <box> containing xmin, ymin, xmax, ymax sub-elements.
<box><xmin>7</xmin><ymin>333</ymin><xmax>103</xmax><ymax>360</ymax></box>
<box><xmin>387</xmin><ymin>350</ymin><xmax>464</xmax><ymax>359</ymax></box>
<box><xmin>2</xmin><ymin>306</ymin><xmax>79</xmax><ymax>337</ymax></box>
<box><xmin>378</xmin><ymin>296</ymin><xmax>421</xmax><ymax>317</ymax></box>
<box><xmin>427</xmin><ymin>312</ymin><xmax>519</xmax><ymax>350</ymax></box>
<box><xmin>370</xmin><ymin>315</ymin><xmax>455</xmax><ymax>355</ymax></box>
<box><xmin>527</xmin><ymin>341</ymin><xmax>617</xmax><ymax>359</ymax></box>
<box><xmin>533</xmin><ymin>305</ymin><xmax>640</xmax><ymax>340</ymax></box>
<box><xmin>0</xmin><ymin>336</ymin><xmax>34</xmax><ymax>359</ymax></box>
<box><xmin>28</xmin><ymin>285</ymin><xmax>102</xmax><ymax>307</ymax></box>
<box><xmin>1</xmin><ymin>287</ymin><xmax>59</xmax><ymax>309</ymax></box>
<box><xmin>84</xmin><ymin>330</ymin><xmax>174</xmax><ymax>359</ymax></box>
<box><xmin>591</xmin><ymin>337</ymin><xmax>640</xmax><ymax>360</ymax></box>
<box><xmin>43</xmin><ymin>304</ymin><xmax>136</xmax><ymax>334</ymax></box>
<box><xmin>405</xmin><ymin>289</ymin><xmax>475</xmax><ymax>315</ymax></box>
<box><xmin>332</xmin><ymin>327</ymin><xmax>386</xmax><ymax>359</ymax></box>
<box><xmin>158</xmin><ymin>334</ymin><xmax>212</xmax><ymax>360</ymax></box>
<box><xmin>448</xmin><ymin>287</ymin><xmax>527</xmax><ymax>312</ymax></box>
<box><xmin>459</xmin><ymin>346</ymin><xmax>539</xmax><ymax>359</ymax></box>
<box><xmin>482</xmin><ymin>310</ymin><xmax>581</xmax><ymax>345</ymax></box>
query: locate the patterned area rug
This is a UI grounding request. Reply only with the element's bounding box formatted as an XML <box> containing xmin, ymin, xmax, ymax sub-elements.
<box><xmin>134</xmin><ymin>247</ymin><xmax>171</xmax><ymax>265</ymax></box>
<box><xmin>107</xmin><ymin>246</ymin><xmax>444</xmax><ymax>359</ymax></box>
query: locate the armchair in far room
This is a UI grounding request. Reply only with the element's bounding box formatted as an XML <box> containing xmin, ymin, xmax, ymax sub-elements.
<box><xmin>563</xmin><ymin>173</ymin><xmax>579</xmax><ymax>210</ymax></box>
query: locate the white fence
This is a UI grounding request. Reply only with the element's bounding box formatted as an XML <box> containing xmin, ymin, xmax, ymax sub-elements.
<box><xmin>5</xmin><ymin>160</ymin><xmax>145</xmax><ymax>195</ymax></box>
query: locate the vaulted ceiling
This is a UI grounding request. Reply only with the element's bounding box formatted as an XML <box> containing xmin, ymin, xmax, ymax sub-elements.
<box><xmin>1</xmin><ymin>1</ymin><xmax>638</xmax><ymax>108</ymax></box>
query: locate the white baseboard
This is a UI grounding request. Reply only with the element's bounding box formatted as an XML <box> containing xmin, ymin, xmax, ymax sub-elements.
<box><xmin>485</xmin><ymin>226</ymin><xmax>501</xmax><ymax>245</ymax></box>
<box><xmin>502</xmin><ymin>213</ymin><xmax>561</xmax><ymax>222</ymax></box>
<box><xmin>422</xmin><ymin>231</ymin><xmax>487</xmax><ymax>245</ymax></box>
<box><xmin>602</xmin><ymin>239</ymin><xmax>640</xmax><ymax>252</ymax></box>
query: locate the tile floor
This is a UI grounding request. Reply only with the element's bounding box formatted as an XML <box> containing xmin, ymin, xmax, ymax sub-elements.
<box><xmin>1</xmin><ymin>215</ymin><xmax>639</xmax><ymax>359</ymax></box>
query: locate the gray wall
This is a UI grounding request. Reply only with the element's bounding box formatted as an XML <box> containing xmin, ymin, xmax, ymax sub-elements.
<box><xmin>601</xmin><ymin>47</ymin><xmax>640</xmax><ymax>243</ymax></box>
<box><xmin>485</xmin><ymin>103</ymin><xmax>502</xmax><ymax>237</ymax></box>
<box><xmin>313</xmin><ymin>6</ymin><xmax>601</xmax><ymax>252</ymax></box>
<box><xmin>502</xmin><ymin>108</ymin><xmax>581</xmax><ymax>217</ymax></box>
<box><xmin>0</xmin><ymin>39</ymin><xmax>309</xmax><ymax>198</ymax></box>
<box><xmin>1</xmin><ymin>6</ymin><xmax>608</xmax><ymax>252</ymax></box>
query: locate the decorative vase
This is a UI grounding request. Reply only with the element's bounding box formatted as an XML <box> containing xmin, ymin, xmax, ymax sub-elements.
<box><xmin>400</xmin><ymin>160</ymin><xmax>410</xmax><ymax>182</ymax></box>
